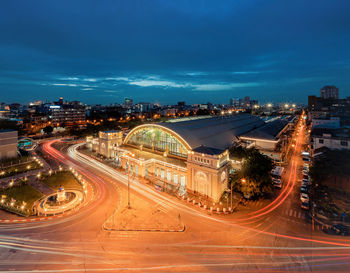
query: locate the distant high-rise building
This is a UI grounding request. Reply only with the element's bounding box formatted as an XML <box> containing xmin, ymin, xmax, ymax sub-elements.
<box><xmin>124</xmin><ymin>98</ymin><xmax>133</xmax><ymax>107</ymax></box>
<box><xmin>320</xmin><ymin>85</ymin><xmax>339</xmax><ymax>99</ymax></box>
<box><xmin>244</xmin><ymin>96</ymin><xmax>250</xmax><ymax>107</ymax></box>
<box><xmin>229</xmin><ymin>98</ymin><xmax>239</xmax><ymax>107</ymax></box>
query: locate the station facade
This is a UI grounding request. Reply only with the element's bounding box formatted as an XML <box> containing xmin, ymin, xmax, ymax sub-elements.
<box><xmin>87</xmin><ymin>114</ymin><xmax>265</xmax><ymax>201</ymax></box>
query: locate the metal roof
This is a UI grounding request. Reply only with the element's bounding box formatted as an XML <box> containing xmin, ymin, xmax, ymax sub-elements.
<box><xmin>157</xmin><ymin>113</ymin><xmax>264</xmax><ymax>150</ymax></box>
<box><xmin>240</xmin><ymin>119</ymin><xmax>288</xmax><ymax>141</ymax></box>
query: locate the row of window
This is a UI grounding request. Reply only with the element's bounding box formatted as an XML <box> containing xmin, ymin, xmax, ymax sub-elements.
<box><xmin>318</xmin><ymin>138</ymin><xmax>348</xmax><ymax>146</ymax></box>
<box><xmin>194</xmin><ymin>156</ymin><xmax>211</xmax><ymax>165</ymax></box>
<box><xmin>154</xmin><ymin>167</ymin><xmax>186</xmax><ymax>186</ymax></box>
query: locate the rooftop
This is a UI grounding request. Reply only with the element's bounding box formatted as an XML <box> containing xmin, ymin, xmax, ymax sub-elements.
<box><xmin>157</xmin><ymin>113</ymin><xmax>264</xmax><ymax>150</ymax></box>
<box><xmin>311</xmin><ymin>127</ymin><xmax>350</xmax><ymax>139</ymax></box>
<box><xmin>192</xmin><ymin>145</ymin><xmax>225</xmax><ymax>156</ymax></box>
<box><xmin>240</xmin><ymin>118</ymin><xmax>289</xmax><ymax>141</ymax></box>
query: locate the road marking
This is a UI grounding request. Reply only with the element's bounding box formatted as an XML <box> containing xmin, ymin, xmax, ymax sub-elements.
<box><xmin>289</xmin><ymin>210</ymin><xmax>293</xmax><ymax>217</ymax></box>
<box><xmin>298</xmin><ymin>211</ymin><xmax>301</xmax><ymax>218</ymax></box>
<box><xmin>293</xmin><ymin>211</ymin><xmax>297</xmax><ymax>217</ymax></box>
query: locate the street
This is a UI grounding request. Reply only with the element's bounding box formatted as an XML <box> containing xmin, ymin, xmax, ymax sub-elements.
<box><xmin>0</xmin><ymin>121</ymin><xmax>350</xmax><ymax>272</ymax></box>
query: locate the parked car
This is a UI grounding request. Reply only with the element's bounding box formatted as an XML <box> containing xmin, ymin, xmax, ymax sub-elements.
<box><xmin>331</xmin><ymin>224</ymin><xmax>350</xmax><ymax>236</ymax></box>
<box><xmin>301</xmin><ymin>181</ymin><xmax>309</xmax><ymax>188</ymax></box>
<box><xmin>273</xmin><ymin>178</ymin><xmax>282</xmax><ymax>188</ymax></box>
<box><xmin>300</xmin><ymin>193</ymin><xmax>309</xmax><ymax>203</ymax></box>
<box><xmin>301</xmin><ymin>202</ymin><xmax>310</xmax><ymax>210</ymax></box>
<box><xmin>302</xmin><ymin>170</ymin><xmax>308</xmax><ymax>176</ymax></box>
<box><xmin>303</xmin><ymin>174</ymin><xmax>309</xmax><ymax>180</ymax></box>
<box><xmin>302</xmin><ymin>157</ymin><xmax>310</xmax><ymax>162</ymax></box>
<box><xmin>300</xmin><ymin>186</ymin><xmax>309</xmax><ymax>194</ymax></box>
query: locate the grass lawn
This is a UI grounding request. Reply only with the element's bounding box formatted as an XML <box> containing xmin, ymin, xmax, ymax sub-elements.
<box><xmin>41</xmin><ymin>171</ymin><xmax>82</xmax><ymax>191</ymax></box>
<box><xmin>0</xmin><ymin>181</ymin><xmax>43</xmax><ymax>214</ymax></box>
<box><xmin>0</xmin><ymin>159</ymin><xmax>41</xmax><ymax>179</ymax></box>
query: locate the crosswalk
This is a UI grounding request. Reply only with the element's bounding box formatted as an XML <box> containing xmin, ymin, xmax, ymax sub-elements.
<box><xmin>244</xmin><ymin>200</ymin><xmax>264</xmax><ymax>208</ymax></box>
<box><xmin>282</xmin><ymin>208</ymin><xmax>307</xmax><ymax>220</ymax></box>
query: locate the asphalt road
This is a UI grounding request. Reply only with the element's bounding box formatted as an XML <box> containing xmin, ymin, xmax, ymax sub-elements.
<box><xmin>1</xmin><ymin>119</ymin><xmax>350</xmax><ymax>272</ymax></box>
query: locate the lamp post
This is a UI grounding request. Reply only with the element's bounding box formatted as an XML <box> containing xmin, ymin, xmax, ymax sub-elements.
<box><xmin>127</xmin><ymin>158</ymin><xmax>130</xmax><ymax>209</ymax></box>
<box><xmin>230</xmin><ymin>181</ymin><xmax>233</xmax><ymax>209</ymax></box>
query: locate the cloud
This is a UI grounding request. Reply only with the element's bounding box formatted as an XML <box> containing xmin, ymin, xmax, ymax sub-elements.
<box><xmin>128</xmin><ymin>79</ymin><xmax>189</xmax><ymax>88</ymax></box>
<box><xmin>82</xmin><ymin>78</ymin><xmax>98</xmax><ymax>82</ymax></box>
<box><xmin>105</xmin><ymin>77</ymin><xmax>130</xmax><ymax>81</ymax></box>
<box><xmin>52</xmin><ymin>83</ymin><xmax>78</xmax><ymax>87</ymax></box>
<box><xmin>82</xmin><ymin>88</ymin><xmax>93</xmax><ymax>91</ymax></box>
<box><xmin>59</xmin><ymin>77</ymin><xmax>80</xmax><ymax>80</ymax></box>
<box><xmin>184</xmin><ymin>72</ymin><xmax>209</xmax><ymax>76</ymax></box>
<box><xmin>231</xmin><ymin>71</ymin><xmax>261</xmax><ymax>75</ymax></box>
<box><xmin>192</xmin><ymin>82</ymin><xmax>263</xmax><ymax>91</ymax></box>
<box><xmin>104</xmin><ymin>90</ymin><xmax>119</xmax><ymax>93</ymax></box>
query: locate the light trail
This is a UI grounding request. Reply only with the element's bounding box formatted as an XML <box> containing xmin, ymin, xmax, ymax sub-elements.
<box><xmin>64</xmin><ymin>141</ymin><xmax>350</xmax><ymax>247</ymax></box>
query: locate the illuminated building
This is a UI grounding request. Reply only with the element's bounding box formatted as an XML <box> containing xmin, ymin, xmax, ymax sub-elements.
<box><xmin>89</xmin><ymin>114</ymin><xmax>264</xmax><ymax>201</ymax></box>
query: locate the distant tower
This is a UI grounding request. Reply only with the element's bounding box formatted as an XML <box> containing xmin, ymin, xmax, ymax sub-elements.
<box><xmin>320</xmin><ymin>86</ymin><xmax>339</xmax><ymax>99</ymax></box>
<box><xmin>244</xmin><ymin>96</ymin><xmax>250</xmax><ymax>107</ymax></box>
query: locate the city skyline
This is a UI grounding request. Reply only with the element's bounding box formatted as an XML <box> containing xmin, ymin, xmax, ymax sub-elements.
<box><xmin>1</xmin><ymin>0</ymin><xmax>350</xmax><ymax>104</ymax></box>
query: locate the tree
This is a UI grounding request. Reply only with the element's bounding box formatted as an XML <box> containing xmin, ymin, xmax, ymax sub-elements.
<box><xmin>43</xmin><ymin>125</ymin><xmax>53</xmax><ymax>135</ymax></box>
<box><xmin>229</xmin><ymin>147</ymin><xmax>274</xmax><ymax>198</ymax></box>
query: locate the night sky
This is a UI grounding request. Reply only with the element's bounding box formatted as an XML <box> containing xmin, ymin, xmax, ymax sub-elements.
<box><xmin>1</xmin><ymin>0</ymin><xmax>350</xmax><ymax>105</ymax></box>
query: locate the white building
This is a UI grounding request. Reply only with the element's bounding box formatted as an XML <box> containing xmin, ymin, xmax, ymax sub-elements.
<box><xmin>310</xmin><ymin>127</ymin><xmax>350</xmax><ymax>156</ymax></box>
<box><xmin>0</xmin><ymin>130</ymin><xmax>18</xmax><ymax>159</ymax></box>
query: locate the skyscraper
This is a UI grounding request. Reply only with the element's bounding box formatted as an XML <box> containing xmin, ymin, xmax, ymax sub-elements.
<box><xmin>320</xmin><ymin>85</ymin><xmax>339</xmax><ymax>99</ymax></box>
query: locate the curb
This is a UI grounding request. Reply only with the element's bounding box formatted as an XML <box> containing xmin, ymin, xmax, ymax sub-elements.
<box><xmin>103</xmin><ymin>225</ymin><xmax>186</xmax><ymax>233</ymax></box>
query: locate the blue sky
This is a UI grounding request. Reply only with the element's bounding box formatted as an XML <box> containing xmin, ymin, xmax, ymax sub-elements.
<box><xmin>0</xmin><ymin>0</ymin><xmax>349</xmax><ymax>105</ymax></box>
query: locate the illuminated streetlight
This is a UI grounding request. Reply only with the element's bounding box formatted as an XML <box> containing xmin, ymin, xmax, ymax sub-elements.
<box><xmin>284</xmin><ymin>104</ymin><xmax>289</xmax><ymax>108</ymax></box>
<box><xmin>267</xmin><ymin>103</ymin><xmax>272</xmax><ymax>108</ymax></box>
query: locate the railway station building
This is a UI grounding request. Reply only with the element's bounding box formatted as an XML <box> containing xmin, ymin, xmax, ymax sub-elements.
<box><xmin>87</xmin><ymin>114</ymin><xmax>265</xmax><ymax>201</ymax></box>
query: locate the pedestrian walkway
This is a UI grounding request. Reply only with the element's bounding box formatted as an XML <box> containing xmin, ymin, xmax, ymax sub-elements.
<box><xmin>282</xmin><ymin>208</ymin><xmax>308</xmax><ymax>220</ymax></box>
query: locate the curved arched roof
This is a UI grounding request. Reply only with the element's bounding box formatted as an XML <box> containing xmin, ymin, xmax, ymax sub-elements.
<box><xmin>125</xmin><ymin>113</ymin><xmax>264</xmax><ymax>150</ymax></box>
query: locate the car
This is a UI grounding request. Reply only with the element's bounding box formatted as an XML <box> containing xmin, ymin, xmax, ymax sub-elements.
<box><xmin>301</xmin><ymin>202</ymin><xmax>310</xmax><ymax>210</ymax></box>
<box><xmin>301</xmin><ymin>181</ymin><xmax>309</xmax><ymax>188</ymax></box>
<box><xmin>303</xmin><ymin>174</ymin><xmax>309</xmax><ymax>180</ymax></box>
<box><xmin>302</xmin><ymin>157</ymin><xmax>311</xmax><ymax>162</ymax></box>
<box><xmin>331</xmin><ymin>224</ymin><xmax>350</xmax><ymax>236</ymax></box>
<box><xmin>300</xmin><ymin>186</ymin><xmax>308</xmax><ymax>193</ymax></box>
<box><xmin>302</xmin><ymin>170</ymin><xmax>308</xmax><ymax>176</ymax></box>
<box><xmin>302</xmin><ymin>178</ymin><xmax>310</xmax><ymax>185</ymax></box>
<box><xmin>300</xmin><ymin>193</ymin><xmax>309</xmax><ymax>203</ymax></box>
<box><xmin>273</xmin><ymin>179</ymin><xmax>282</xmax><ymax>188</ymax></box>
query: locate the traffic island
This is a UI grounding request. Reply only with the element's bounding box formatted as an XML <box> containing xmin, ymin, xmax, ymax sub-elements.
<box><xmin>104</xmin><ymin>195</ymin><xmax>184</xmax><ymax>232</ymax></box>
<box><xmin>36</xmin><ymin>190</ymin><xmax>84</xmax><ymax>216</ymax></box>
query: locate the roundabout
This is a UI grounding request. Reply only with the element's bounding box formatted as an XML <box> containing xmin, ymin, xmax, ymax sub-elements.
<box><xmin>37</xmin><ymin>189</ymin><xmax>84</xmax><ymax>216</ymax></box>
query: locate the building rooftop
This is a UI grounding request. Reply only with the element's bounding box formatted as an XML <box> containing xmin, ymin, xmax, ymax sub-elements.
<box><xmin>157</xmin><ymin>113</ymin><xmax>264</xmax><ymax>150</ymax></box>
<box><xmin>103</xmin><ymin>130</ymin><xmax>120</xmax><ymax>133</ymax></box>
<box><xmin>240</xmin><ymin>118</ymin><xmax>288</xmax><ymax>141</ymax></box>
<box><xmin>311</xmin><ymin>127</ymin><xmax>350</xmax><ymax>139</ymax></box>
<box><xmin>192</xmin><ymin>145</ymin><xmax>225</xmax><ymax>155</ymax></box>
